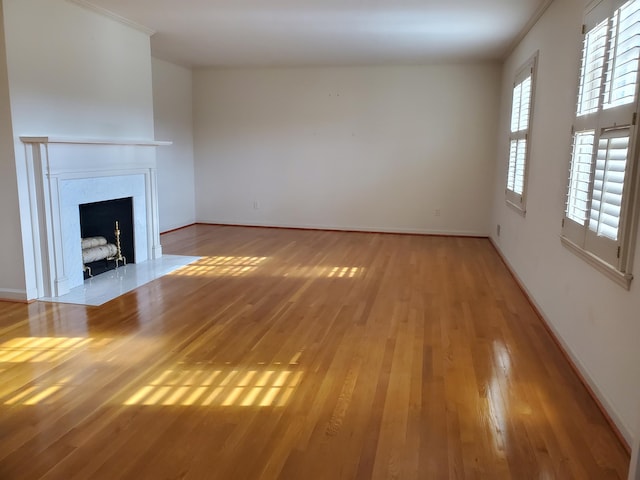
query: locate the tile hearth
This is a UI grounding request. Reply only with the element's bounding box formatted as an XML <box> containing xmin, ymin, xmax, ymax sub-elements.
<box><xmin>39</xmin><ymin>255</ymin><xmax>199</xmax><ymax>306</ymax></box>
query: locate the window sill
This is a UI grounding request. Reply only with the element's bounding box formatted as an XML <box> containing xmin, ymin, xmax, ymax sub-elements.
<box><xmin>506</xmin><ymin>199</ymin><xmax>526</xmax><ymax>216</ymax></box>
<box><xmin>560</xmin><ymin>236</ymin><xmax>633</xmax><ymax>290</ymax></box>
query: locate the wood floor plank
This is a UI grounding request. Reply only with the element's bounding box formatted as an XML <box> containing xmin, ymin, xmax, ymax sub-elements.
<box><xmin>0</xmin><ymin>225</ymin><xmax>630</xmax><ymax>479</ymax></box>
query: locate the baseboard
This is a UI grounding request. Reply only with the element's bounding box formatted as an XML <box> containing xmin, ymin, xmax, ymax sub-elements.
<box><xmin>160</xmin><ymin>223</ymin><xmax>197</xmax><ymax>235</ymax></box>
<box><xmin>195</xmin><ymin>221</ymin><xmax>488</xmax><ymax>238</ymax></box>
<box><xmin>489</xmin><ymin>238</ymin><xmax>631</xmax><ymax>454</ymax></box>
<box><xmin>0</xmin><ymin>288</ymin><xmax>30</xmax><ymax>303</ymax></box>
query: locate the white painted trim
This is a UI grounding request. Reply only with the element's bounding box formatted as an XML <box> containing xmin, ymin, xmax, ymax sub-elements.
<box><xmin>20</xmin><ymin>136</ymin><xmax>171</xmax><ymax>147</ymax></box>
<box><xmin>66</xmin><ymin>0</ymin><xmax>155</xmax><ymax>36</ymax></box>
<box><xmin>506</xmin><ymin>199</ymin><xmax>527</xmax><ymax>216</ymax></box>
<box><xmin>491</xmin><ymin>237</ymin><xmax>632</xmax><ymax>446</ymax></box>
<box><xmin>0</xmin><ymin>289</ymin><xmax>29</xmax><ymax>302</ymax></box>
<box><xmin>560</xmin><ymin>235</ymin><xmax>633</xmax><ymax>289</ymax></box>
<box><xmin>197</xmin><ymin>220</ymin><xmax>488</xmax><ymax>237</ymax></box>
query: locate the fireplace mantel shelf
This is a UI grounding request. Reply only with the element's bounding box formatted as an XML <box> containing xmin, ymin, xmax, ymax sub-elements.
<box><xmin>20</xmin><ymin>136</ymin><xmax>171</xmax><ymax>147</ymax></box>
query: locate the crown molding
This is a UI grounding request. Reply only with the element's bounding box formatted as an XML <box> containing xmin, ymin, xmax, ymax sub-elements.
<box><xmin>67</xmin><ymin>0</ymin><xmax>155</xmax><ymax>36</ymax></box>
<box><xmin>503</xmin><ymin>0</ymin><xmax>554</xmax><ymax>59</ymax></box>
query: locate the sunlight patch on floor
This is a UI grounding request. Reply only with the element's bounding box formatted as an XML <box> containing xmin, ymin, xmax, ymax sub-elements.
<box><xmin>123</xmin><ymin>366</ymin><xmax>303</xmax><ymax>408</ymax></box>
<box><xmin>169</xmin><ymin>256</ymin><xmax>268</xmax><ymax>277</ymax></box>
<box><xmin>169</xmin><ymin>255</ymin><xmax>364</xmax><ymax>279</ymax></box>
<box><xmin>281</xmin><ymin>266</ymin><xmax>365</xmax><ymax>278</ymax></box>
<box><xmin>0</xmin><ymin>337</ymin><xmax>96</xmax><ymax>363</ymax></box>
<box><xmin>4</xmin><ymin>376</ymin><xmax>71</xmax><ymax>406</ymax></box>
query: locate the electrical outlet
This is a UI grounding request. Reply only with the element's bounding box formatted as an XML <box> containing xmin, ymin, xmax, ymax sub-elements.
<box><xmin>253</xmin><ymin>200</ymin><xmax>259</xmax><ymax>210</ymax></box>
<box><xmin>497</xmin><ymin>224</ymin><xmax>501</xmax><ymax>237</ymax></box>
<box><xmin>434</xmin><ymin>208</ymin><xmax>441</xmax><ymax>217</ymax></box>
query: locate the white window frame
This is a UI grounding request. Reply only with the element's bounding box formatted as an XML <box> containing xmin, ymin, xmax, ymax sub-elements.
<box><xmin>506</xmin><ymin>53</ymin><xmax>538</xmax><ymax>213</ymax></box>
<box><xmin>561</xmin><ymin>0</ymin><xmax>640</xmax><ymax>289</ymax></box>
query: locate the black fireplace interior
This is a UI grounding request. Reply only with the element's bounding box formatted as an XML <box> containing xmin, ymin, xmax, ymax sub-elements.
<box><xmin>79</xmin><ymin>197</ymin><xmax>135</xmax><ymax>278</ymax></box>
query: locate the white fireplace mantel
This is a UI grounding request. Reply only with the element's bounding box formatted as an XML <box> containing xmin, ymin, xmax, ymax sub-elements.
<box><xmin>20</xmin><ymin>136</ymin><xmax>172</xmax><ymax>147</ymax></box>
<box><xmin>21</xmin><ymin>136</ymin><xmax>171</xmax><ymax>299</ymax></box>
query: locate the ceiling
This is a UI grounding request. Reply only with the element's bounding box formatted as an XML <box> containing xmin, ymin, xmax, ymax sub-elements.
<box><xmin>83</xmin><ymin>0</ymin><xmax>552</xmax><ymax>68</ymax></box>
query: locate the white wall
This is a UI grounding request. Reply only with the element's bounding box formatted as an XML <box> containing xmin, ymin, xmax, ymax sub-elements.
<box><xmin>194</xmin><ymin>65</ymin><xmax>500</xmax><ymax>235</ymax></box>
<box><xmin>2</xmin><ymin>0</ymin><xmax>156</xmax><ymax>299</ymax></box>
<box><xmin>152</xmin><ymin>57</ymin><xmax>196</xmax><ymax>232</ymax></box>
<box><xmin>491</xmin><ymin>0</ymin><xmax>640</xmax><ymax>445</ymax></box>
<box><xmin>3</xmin><ymin>0</ymin><xmax>154</xmax><ymax>139</ymax></box>
<box><xmin>0</xmin><ymin>1</ymin><xmax>25</xmax><ymax>301</ymax></box>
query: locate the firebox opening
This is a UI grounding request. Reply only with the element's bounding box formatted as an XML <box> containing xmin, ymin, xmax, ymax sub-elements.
<box><xmin>79</xmin><ymin>197</ymin><xmax>135</xmax><ymax>279</ymax></box>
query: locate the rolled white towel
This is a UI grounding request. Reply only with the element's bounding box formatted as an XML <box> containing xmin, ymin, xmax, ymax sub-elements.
<box><xmin>81</xmin><ymin>236</ymin><xmax>108</xmax><ymax>249</ymax></box>
<box><xmin>82</xmin><ymin>244</ymin><xmax>118</xmax><ymax>263</ymax></box>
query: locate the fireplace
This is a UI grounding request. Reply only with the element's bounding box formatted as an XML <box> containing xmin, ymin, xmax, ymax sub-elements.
<box><xmin>20</xmin><ymin>136</ymin><xmax>170</xmax><ymax>299</ymax></box>
<box><xmin>79</xmin><ymin>197</ymin><xmax>135</xmax><ymax>278</ymax></box>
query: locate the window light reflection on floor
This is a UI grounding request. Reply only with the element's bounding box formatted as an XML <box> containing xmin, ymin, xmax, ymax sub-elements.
<box><xmin>169</xmin><ymin>256</ymin><xmax>364</xmax><ymax>279</ymax></box>
<box><xmin>328</xmin><ymin>266</ymin><xmax>361</xmax><ymax>278</ymax></box>
<box><xmin>0</xmin><ymin>337</ymin><xmax>97</xmax><ymax>363</ymax></box>
<box><xmin>280</xmin><ymin>266</ymin><xmax>365</xmax><ymax>279</ymax></box>
<box><xmin>4</xmin><ymin>377</ymin><xmax>71</xmax><ymax>406</ymax></box>
<box><xmin>169</xmin><ymin>256</ymin><xmax>268</xmax><ymax>278</ymax></box>
<box><xmin>123</xmin><ymin>365</ymin><xmax>303</xmax><ymax>408</ymax></box>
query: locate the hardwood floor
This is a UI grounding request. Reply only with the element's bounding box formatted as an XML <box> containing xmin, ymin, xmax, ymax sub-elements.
<box><xmin>0</xmin><ymin>224</ymin><xmax>629</xmax><ymax>479</ymax></box>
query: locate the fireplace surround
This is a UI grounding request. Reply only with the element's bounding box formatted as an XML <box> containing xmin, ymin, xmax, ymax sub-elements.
<box><xmin>20</xmin><ymin>137</ymin><xmax>170</xmax><ymax>299</ymax></box>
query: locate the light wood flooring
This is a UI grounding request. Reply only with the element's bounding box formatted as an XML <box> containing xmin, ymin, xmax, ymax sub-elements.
<box><xmin>0</xmin><ymin>224</ymin><xmax>630</xmax><ymax>479</ymax></box>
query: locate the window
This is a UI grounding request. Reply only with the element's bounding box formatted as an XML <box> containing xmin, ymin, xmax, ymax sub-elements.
<box><xmin>562</xmin><ymin>0</ymin><xmax>640</xmax><ymax>288</ymax></box>
<box><xmin>506</xmin><ymin>54</ymin><xmax>538</xmax><ymax>212</ymax></box>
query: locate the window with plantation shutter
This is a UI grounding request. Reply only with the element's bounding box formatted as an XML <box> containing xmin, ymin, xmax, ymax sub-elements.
<box><xmin>506</xmin><ymin>55</ymin><xmax>537</xmax><ymax>211</ymax></box>
<box><xmin>562</xmin><ymin>0</ymin><xmax>640</xmax><ymax>288</ymax></box>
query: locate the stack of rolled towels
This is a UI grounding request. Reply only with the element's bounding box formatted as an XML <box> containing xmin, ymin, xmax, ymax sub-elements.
<box><xmin>81</xmin><ymin>236</ymin><xmax>117</xmax><ymax>264</ymax></box>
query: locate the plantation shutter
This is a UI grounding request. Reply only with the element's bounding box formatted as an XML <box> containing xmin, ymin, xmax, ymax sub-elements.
<box><xmin>603</xmin><ymin>0</ymin><xmax>640</xmax><ymax>110</ymax></box>
<box><xmin>576</xmin><ymin>18</ymin><xmax>609</xmax><ymax>119</ymax></box>
<box><xmin>584</xmin><ymin>128</ymin><xmax>631</xmax><ymax>264</ymax></box>
<box><xmin>566</xmin><ymin>131</ymin><xmax>596</xmax><ymax>227</ymax></box>
<box><xmin>562</xmin><ymin>0</ymin><xmax>640</xmax><ymax>270</ymax></box>
<box><xmin>507</xmin><ymin>139</ymin><xmax>527</xmax><ymax>196</ymax></box>
<box><xmin>589</xmin><ymin>129</ymin><xmax>629</xmax><ymax>239</ymax></box>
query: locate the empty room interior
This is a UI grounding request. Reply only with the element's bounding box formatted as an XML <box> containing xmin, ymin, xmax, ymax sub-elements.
<box><xmin>1</xmin><ymin>0</ymin><xmax>640</xmax><ymax>478</ymax></box>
